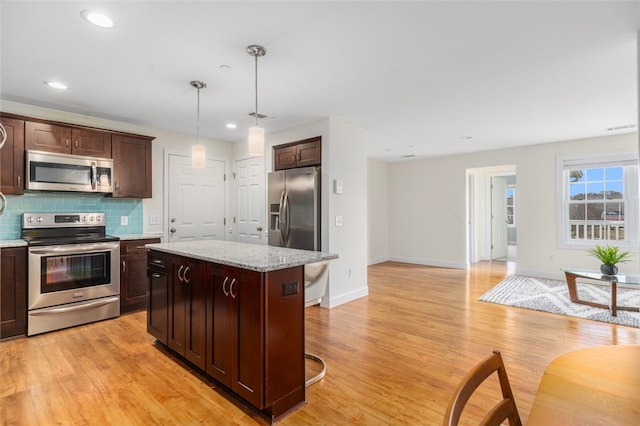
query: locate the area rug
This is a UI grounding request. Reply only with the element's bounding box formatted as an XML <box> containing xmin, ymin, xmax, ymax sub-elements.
<box><xmin>479</xmin><ymin>275</ymin><xmax>639</xmax><ymax>327</ymax></box>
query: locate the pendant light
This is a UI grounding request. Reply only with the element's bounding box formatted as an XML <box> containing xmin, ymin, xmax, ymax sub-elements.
<box><xmin>191</xmin><ymin>80</ymin><xmax>206</xmax><ymax>168</ymax></box>
<box><xmin>247</xmin><ymin>44</ymin><xmax>266</xmax><ymax>156</ymax></box>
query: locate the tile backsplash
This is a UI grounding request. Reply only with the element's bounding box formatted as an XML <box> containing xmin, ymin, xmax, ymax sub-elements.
<box><xmin>0</xmin><ymin>193</ymin><xmax>142</xmax><ymax>239</ymax></box>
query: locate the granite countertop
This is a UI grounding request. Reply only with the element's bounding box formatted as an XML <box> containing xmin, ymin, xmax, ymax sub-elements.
<box><xmin>0</xmin><ymin>239</ymin><xmax>28</xmax><ymax>248</ymax></box>
<box><xmin>146</xmin><ymin>240</ymin><xmax>338</xmax><ymax>272</ymax></box>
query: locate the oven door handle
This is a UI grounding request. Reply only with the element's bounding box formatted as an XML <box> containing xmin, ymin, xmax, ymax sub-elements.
<box><xmin>29</xmin><ymin>296</ymin><xmax>120</xmax><ymax>315</ymax></box>
<box><xmin>29</xmin><ymin>242</ymin><xmax>120</xmax><ymax>255</ymax></box>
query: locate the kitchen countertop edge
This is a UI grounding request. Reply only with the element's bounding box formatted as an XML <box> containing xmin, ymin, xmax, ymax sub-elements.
<box><xmin>146</xmin><ymin>240</ymin><xmax>338</xmax><ymax>272</ymax></box>
<box><xmin>0</xmin><ymin>239</ymin><xmax>28</xmax><ymax>248</ymax></box>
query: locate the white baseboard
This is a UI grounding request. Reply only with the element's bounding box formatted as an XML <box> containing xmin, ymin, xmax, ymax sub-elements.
<box><xmin>323</xmin><ymin>286</ymin><xmax>369</xmax><ymax>308</ymax></box>
<box><xmin>368</xmin><ymin>256</ymin><xmax>390</xmax><ymax>265</ymax></box>
<box><xmin>388</xmin><ymin>256</ymin><xmax>467</xmax><ymax>270</ymax></box>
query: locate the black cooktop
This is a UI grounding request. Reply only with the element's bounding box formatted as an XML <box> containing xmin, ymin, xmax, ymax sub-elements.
<box><xmin>23</xmin><ymin>234</ymin><xmax>120</xmax><ymax>247</ymax></box>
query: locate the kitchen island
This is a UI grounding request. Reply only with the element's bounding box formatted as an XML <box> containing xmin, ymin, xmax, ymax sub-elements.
<box><xmin>145</xmin><ymin>240</ymin><xmax>337</xmax><ymax>422</ymax></box>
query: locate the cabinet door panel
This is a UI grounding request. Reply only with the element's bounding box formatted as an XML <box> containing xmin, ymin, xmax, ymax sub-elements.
<box><xmin>0</xmin><ymin>248</ymin><xmax>27</xmax><ymax>339</ymax></box>
<box><xmin>147</xmin><ymin>269</ymin><xmax>168</xmax><ymax>344</ymax></box>
<box><xmin>206</xmin><ymin>267</ymin><xmax>232</xmax><ymax>385</ymax></box>
<box><xmin>72</xmin><ymin>129</ymin><xmax>112</xmax><ymax>158</ymax></box>
<box><xmin>232</xmin><ymin>270</ymin><xmax>264</xmax><ymax>407</ymax></box>
<box><xmin>168</xmin><ymin>258</ymin><xmax>187</xmax><ymax>356</ymax></box>
<box><xmin>112</xmin><ymin>134</ymin><xmax>152</xmax><ymax>198</ymax></box>
<box><xmin>0</xmin><ymin>116</ymin><xmax>25</xmax><ymax>195</ymax></box>
<box><xmin>185</xmin><ymin>260</ymin><xmax>206</xmax><ymax>370</ymax></box>
<box><xmin>273</xmin><ymin>145</ymin><xmax>297</xmax><ymax>171</ymax></box>
<box><xmin>296</xmin><ymin>139</ymin><xmax>321</xmax><ymax>167</ymax></box>
<box><xmin>25</xmin><ymin>121</ymin><xmax>72</xmax><ymax>153</ymax></box>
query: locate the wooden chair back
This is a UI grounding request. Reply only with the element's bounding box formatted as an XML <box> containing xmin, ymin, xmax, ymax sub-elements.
<box><xmin>443</xmin><ymin>350</ymin><xmax>522</xmax><ymax>426</ymax></box>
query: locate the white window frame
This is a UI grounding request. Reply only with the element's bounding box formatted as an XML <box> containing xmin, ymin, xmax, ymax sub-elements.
<box><xmin>557</xmin><ymin>152</ymin><xmax>639</xmax><ymax>249</ymax></box>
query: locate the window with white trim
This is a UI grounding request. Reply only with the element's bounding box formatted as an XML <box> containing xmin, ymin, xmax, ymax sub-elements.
<box><xmin>558</xmin><ymin>154</ymin><xmax>638</xmax><ymax>248</ymax></box>
<box><xmin>506</xmin><ymin>186</ymin><xmax>515</xmax><ymax>226</ymax></box>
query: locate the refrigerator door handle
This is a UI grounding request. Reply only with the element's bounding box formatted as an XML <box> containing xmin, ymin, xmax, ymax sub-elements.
<box><xmin>282</xmin><ymin>192</ymin><xmax>291</xmax><ymax>245</ymax></box>
<box><xmin>278</xmin><ymin>190</ymin><xmax>286</xmax><ymax>245</ymax></box>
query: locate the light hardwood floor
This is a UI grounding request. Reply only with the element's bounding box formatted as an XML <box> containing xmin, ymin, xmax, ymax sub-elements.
<box><xmin>1</xmin><ymin>261</ymin><xmax>638</xmax><ymax>425</ymax></box>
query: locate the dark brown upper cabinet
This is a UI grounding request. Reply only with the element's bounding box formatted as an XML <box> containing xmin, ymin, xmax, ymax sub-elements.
<box><xmin>25</xmin><ymin>121</ymin><xmax>112</xmax><ymax>158</ymax></box>
<box><xmin>0</xmin><ymin>115</ymin><xmax>25</xmax><ymax>195</ymax></box>
<box><xmin>273</xmin><ymin>136</ymin><xmax>321</xmax><ymax>170</ymax></box>
<box><xmin>112</xmin><ymin>134</ymin><xmax>153</xmax><ymax>198</ymax></box>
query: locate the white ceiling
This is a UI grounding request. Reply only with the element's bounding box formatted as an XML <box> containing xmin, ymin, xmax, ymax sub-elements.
<box><xmin>1</xmin><ymin>1</ymin><xmax>639</xmax><ymax>161</ymax></box>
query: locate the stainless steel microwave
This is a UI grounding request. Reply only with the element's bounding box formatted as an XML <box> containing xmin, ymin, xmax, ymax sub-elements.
<box><xmin>26</xmin><ymin>150</ymin><xmax>114</xmax><ymax>193</ymax></box>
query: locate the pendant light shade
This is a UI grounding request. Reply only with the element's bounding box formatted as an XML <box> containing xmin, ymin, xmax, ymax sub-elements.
<box><xmin>247</xmin><ymin>44</ymin><xmax>266</xmax><ymax>156</ymax></box>
<box><xmin>191</xmin><ymin>144</ymin><xmax>206</xmax><ymax>168</ymax></box>
<box><xmin>191</xmin><ymin>80</ymin><xmax>206</xmax><ymax>168</ymax></box>
<box><xmin>248</xmin><ymin>126</ymin><xmax>265</xmax><ymax>156</ymax></box>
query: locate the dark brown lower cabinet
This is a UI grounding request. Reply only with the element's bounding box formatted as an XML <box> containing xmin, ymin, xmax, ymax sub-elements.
<box><xmin>167</xmin><ymin>256</ymin><xmax>206</xmax><ymax>370</ymax></box>
<box><xmin>147</xmin><ymin>251</ymin><xmax>168</xmax><ymax>344</ymax></box>
<box><xmin>121</xmin><ymin>238</ymin><xmax>161</xmax><ymax>312</ymax></box>
<box><xmin>147</xmin><ymin>249</ymin><xmax>306</xmax><ymax>421</ymax></box>
<box><xmin>1</xmin><ymin>247</ymin><xmax>27</xmax><ymax>339</ymax></box>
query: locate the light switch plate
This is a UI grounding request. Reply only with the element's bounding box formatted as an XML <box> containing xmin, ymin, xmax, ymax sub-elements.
<box><xmin>121</xmin><ymin>216</ymin><xmax>128</xmax><ymax>226</ymax></box>
<box><xmin>335</xmin><ymin>216</ymin><xmax>343</xmax><ymax>226</ymax></box>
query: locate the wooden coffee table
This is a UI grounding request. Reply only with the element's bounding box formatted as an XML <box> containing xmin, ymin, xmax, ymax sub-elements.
<box><xmin>563</xmin><ymin>269</ymin><xmax>640</xmax><ymax>316</ymax></box>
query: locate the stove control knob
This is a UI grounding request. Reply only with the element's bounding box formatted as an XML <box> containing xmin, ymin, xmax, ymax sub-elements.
<box><xmin>89</xmin><ymin>216</ymin><xmax>94</xmax><ymax>222</ymax></box>
<box><xmin>36</xmin><ymin>216</ymin><xmax>44</xmax><ymax>222</ymax></box>
<box><xmin>81</xmin><ymin>216</ymin><xmax>86</xmax><ymax>222</ymax></box>
<box><xmin>27</xmin><ymin>216</ymin><xmax>34</xmax><ymax>223</ymax></box>
<box><xmin>96</xmin><ymin>216</ymin><xmax>102</xmax><ymax>222</ymax></box>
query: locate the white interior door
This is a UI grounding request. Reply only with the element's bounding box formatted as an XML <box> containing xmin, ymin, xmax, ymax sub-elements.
<box><xmin>491</xmin><ymin>176</ymin><xmax>508</xmax><ymax>259</ymax></box>
<box><xmin>234</xmin><ymin>157</ymin><xmax>265</xmax><ymax>244</ymax></box>
<box><xmin>168</xmin><ymin>153</ymin><xmax>225</xmax><ymax>242</ymax></box>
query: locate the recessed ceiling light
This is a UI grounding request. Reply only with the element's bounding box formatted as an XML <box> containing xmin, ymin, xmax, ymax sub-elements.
<box><xmin>226</xmin><ymin>123</ymin><xmax>237</xmax><ymax>129</ymax></box>
<box><xmin>220</xmin><ymin>65</ymin><xmax>232</xmax><ymax>71</ymax></box>
<box><xmin>45</xmin><ymin>81</ymin><xmax>68</xmax><ymax>90</ymax></box>
<box><xmin>461</xmin><ymin>136</ymin><xmax>473</xmax><ymax>140</ymax></box>
<box><xmin>80</xmin><ymin>10</ymin><xmax>114</xmax><ymax>28</ymax></box>
<box><xmin>383</xmin><ymin>148</ymin><xmax>392</xmax><ymax>152</ymax></box>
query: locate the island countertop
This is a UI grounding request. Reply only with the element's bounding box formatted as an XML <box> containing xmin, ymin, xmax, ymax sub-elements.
<box><xmin>146</xmin><ymin>240</ymin><xmax>338</xmax><ymax>272</ymax></box>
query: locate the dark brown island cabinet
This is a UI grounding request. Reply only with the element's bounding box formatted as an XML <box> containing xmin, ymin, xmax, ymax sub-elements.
<box><xmin>146</xmin><ymin>240</ymin><xmax>337</xmax><ymax>422</ymax></box>
<box><xmin>120</xmin><ymin>238</ymin><xmax>161</xmax><ymax>312</ymax></box>
<box><xmin>273</xmin><ymin>136</ymin><xmax>321</xmax><ymax>171</ymax></box>
<box><xmin>0</xmin><ymin>247</ymin><xmax>27</xmax><ymax>339</ymax></box>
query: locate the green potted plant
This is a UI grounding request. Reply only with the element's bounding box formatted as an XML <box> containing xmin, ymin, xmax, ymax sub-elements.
<box><xmin>588</xmin><ymin>245</ymin><xmax>631</xmax><ymax>276</ymax></box>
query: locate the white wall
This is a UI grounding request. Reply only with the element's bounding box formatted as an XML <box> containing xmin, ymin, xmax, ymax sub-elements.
<box><xmin>245</xmin><ymin>118</ymin><xmax>368</xmax><ymax>308</ymax></box>
<box><xmin>2</xmin><ymin>100</ymin><xmax>234</xmax><ymax>239</ymax></box>
<box><xmin>367</xmin><ymin>160</ymin><xmax>389</xmax><ymax>264</ymax></box>
<box><xmin>387</xmin><ymin>133</ymin><xmax>640</xmax><ymax>279</ymax></box>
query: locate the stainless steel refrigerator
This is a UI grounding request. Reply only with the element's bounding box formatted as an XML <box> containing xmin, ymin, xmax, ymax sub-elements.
<box><xmin>268</xmin><ymin>166</ymin><xmax>320</xmax><ymax>251</ymax></box>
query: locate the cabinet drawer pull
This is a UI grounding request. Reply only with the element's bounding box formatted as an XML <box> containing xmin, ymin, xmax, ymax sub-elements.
<box><xmin>183</xmin><ymin>266</ymin><xmax>191</xmax><ymax>283</ymax></box>
<box><xmin>135</xmin><ymin>245</ymin><xmax>147</xmax><ymax>249</ymax></box>
<box><xmin>230</xmin><ymin>278</ymin><xmax>237</xmax><ymax>298</ymax></box>
<box><xmin>75</xmin><ymin>140</ymin><xmax>78</xmax><ymax>149</ymax></box>
<box><xmin>122</xmin><ymin>260</ymin><xmax>126</xmax><ymax>272</ymax></box>
<box><xmin>178</xmin><ymin>265</ymin><xmax>185</xmax><ymax>282</ymax></box>
<box><xmin>222</xmin><ymin>277</ymin><xmax>229</xmax><ymax>296</ymax></box>
<box><xmin>152</xmin><ymin>259</ymin><xmax>163</xmax><ymax>264</ymax></box>
<box><xmin>151</xmin><ymin>273</ymin><xmax>161</xmax><ymax>278</ymax></box>
<box><xmin>66</xmin><ymin>139</ymin><xmax>70</xmax><ymax>148</ymax></box>
<box><xmin>17</xmin><ymin>175</ymin><xmax>21</xmax><ymax>187</ymax></box>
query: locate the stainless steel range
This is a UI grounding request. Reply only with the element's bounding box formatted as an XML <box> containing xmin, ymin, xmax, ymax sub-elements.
<box><xmin>22</xmin><ymin>212</ymin><xmax>120</xmax><ymax>336</ymax></box>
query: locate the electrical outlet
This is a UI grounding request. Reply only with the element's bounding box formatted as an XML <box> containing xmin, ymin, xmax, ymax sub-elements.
<box><xmin>149</xmin><ymin>215</ymin><xmax>160</xmax><ymax>225</ymax></box>
<box><xmin>120</xmin><ymin>216</ymin><xmax>128</xmax><ymax>226</ymax></box>
<box><xmin>335</xmin><ymin>216</ymin><xmax>343</xmax><ymax>226</ymax></box>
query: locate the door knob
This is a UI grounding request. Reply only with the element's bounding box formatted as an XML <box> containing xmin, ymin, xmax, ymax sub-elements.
<box><xmin>170</xmin><ymin>228</ymin><xmax>176</xmax><ymax>233</ymax></box>
<box><xmin>257</xmin><ymin>226</ymin><xmax>263</xmax><ymax>232</ymax></box>
<box><xmin>171</xmin><ymin>218</ymin><xmax>176</xmax><ymax>223</ymax></box>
